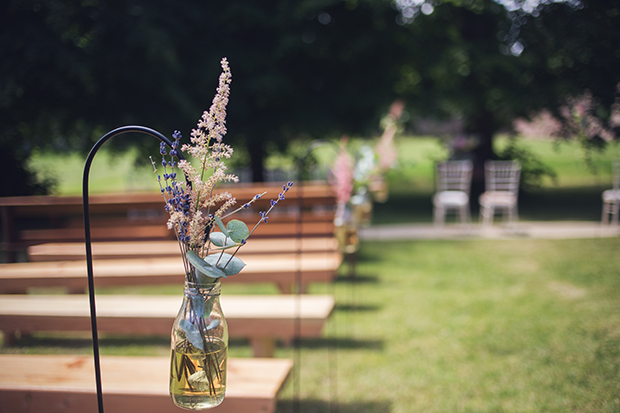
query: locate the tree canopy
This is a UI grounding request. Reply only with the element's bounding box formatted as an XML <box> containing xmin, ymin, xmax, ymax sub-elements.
<box><xmin>1</xmin><ymin>0</ymin><xmax>619</xmax><ymax>195</ymax></box>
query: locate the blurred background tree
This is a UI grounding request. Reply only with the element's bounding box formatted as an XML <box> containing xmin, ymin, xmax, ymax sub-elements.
<box><xmin>393</xmin><ymin>0</ymin><xmax>619</xmax><ymax>179</ymax></box>
<box><xmin>1</xmin><ymin>0</ymin><xmax>618</xmax><ymax>196</ymax></box>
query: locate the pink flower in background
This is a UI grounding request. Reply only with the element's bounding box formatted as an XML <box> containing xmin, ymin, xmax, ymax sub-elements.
<box><xmin>375</xmin><ymin>99</ymin><xmax>404</xmax><ymax>172</ymax></box>
<box><xmin>560</xmin><ymin>90</ymin><xmax>615</xmax><ymax>142</ymax></box>
<box><xmin>513</xmin><ymin>109</ymin><xmax>562</xmax><ymax>139</ymax></box>
<box><xmin>330</xmin><ymin>136</ymin><xmax>355</xmax><ymax>204</ymax></box>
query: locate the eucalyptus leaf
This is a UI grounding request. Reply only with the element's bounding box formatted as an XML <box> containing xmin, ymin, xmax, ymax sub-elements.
<box><xmin>179</xmin><ymin>319</ymin><xmax>204</xmax><ymax>350</ymax></box>
<box><xmin>204</xmin><ymin>253</ymin><xmax>246</xmax><ymax>276</ymax></box>
<box><xmin>209</xmin><ymin>232</ymin><xmax>236</xmax><ymax>248</ymax></box>
<box><xmin>206</xmin><ymin>319</ymin><xmax>220</xmax><ymax>330</ymax></box>
<box><xmin>187</xmin><ymin>250</ymin><xmax>227</xmax><ymax>279</ymax></box>
<box><xmin>214</xmin><ymin>216</ymin><xmax>229</xmax><ymax>237</ymax></box>
<box><xmin>189</xmin><ymin>294</ymin><xmax>205</xmax><ymax>317</ymax></box>
<box><xmin>203</xmin><ymin>297</ymin><xmax>215</xmax><ymax>319</ymax></box>
<box><xmin>226</xmin><ymin>219</ymin><xmax>249</xmax><ymax>243</ymax></box>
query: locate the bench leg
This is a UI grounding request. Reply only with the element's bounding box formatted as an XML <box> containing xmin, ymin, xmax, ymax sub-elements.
<box><xmin>276</xmin><ymin>282</ymin><xmax>307</xmax><ymax>294</ymax></box>
<box><xmin>250</xmin><ymin>338</ymin><xmax>276</xmax><ymax>358</ymax></box>
<box><xmin>276</xmin><ymin>282</ymin><xmax>293</xmax><ymax>294</ymax></box>
<box><xmin>2</xmin><ymin>331</ymin><xmax>18</xmax><ymax>346</ymax></box>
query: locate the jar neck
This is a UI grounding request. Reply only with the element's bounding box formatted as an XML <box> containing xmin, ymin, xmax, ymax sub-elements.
<box><xmin>184</xmin><ymin>280</ymin><xmax>221</xmax><ymax>297</ymax></box>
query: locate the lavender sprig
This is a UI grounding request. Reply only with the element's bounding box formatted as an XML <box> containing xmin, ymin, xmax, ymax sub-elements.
<box><xmin>247</xmin><ymin>181</ymin><xmax>294</xmax><ymax>238</ymax></box>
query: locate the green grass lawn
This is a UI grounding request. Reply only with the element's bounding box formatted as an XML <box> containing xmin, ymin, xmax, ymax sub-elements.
<box><xmin>10</xmin><ymin>136</ymin><xmax>620</xmax><ymax>412</ymax></box>
<box><xmin>3</xmin><ymin>237</ymin><xmax>620</xmax><ymax>412</ymax></box>
<box><xmin>28</xmin><ymin>135</ymin><xmax>619</xmax><ymax>224</ymax></box>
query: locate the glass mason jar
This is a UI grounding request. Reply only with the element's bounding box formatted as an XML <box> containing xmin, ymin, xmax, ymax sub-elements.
<box><xmin>169</xmin><ymin>280</ymin><xmax>228</xmax><ymax>410</ymax></box>
<box><xmin>351</xmin><ymin>187</ymin><xmax>373</xmax><ymax>228</ymax></box>
<box><xmin>368</xmin><ymin>175</ymin><xmax>389</xmax><ymax>203</ymax></box>
<box><xmin>334</xmin><ymin>201</ymin><xmax>359</xmax><ymax>254</ymax></box>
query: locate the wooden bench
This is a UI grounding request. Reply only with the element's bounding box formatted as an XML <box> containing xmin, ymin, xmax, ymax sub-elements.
<box><xmin>27</xmin><ymin>237</ymin><xmax>339</xmax><ymax>261</ymax></box>
<box><xmin>0</xmin><ymin>252</ymin><xmax>342</xmax><ymax>294</ymax></box>
<box><xmin>1</xmin><ymin>182</ymin><xmax>336</xmax><ymax>261</ymax></box>
<box><xmin>0</xmin><ymin>294</ymin><xmax>335</xmax><ymax>357</ymax></box>
<box><xmin>18</xmin><ymin>219</ymin><xmax>335</xmax><ymax>245</ymax></box>
<box><xmin>0</xmin><ymin>354</ymin><xmax>292</xmax><ymax>413</ymax></box>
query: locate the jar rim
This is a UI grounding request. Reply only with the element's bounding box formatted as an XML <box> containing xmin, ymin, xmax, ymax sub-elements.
<box><xmin>184</xmin><ymin>280</ymin><xmax>221</xmax><ymax>295</ymax></box>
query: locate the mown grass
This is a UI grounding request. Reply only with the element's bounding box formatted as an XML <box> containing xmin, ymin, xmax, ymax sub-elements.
<box><xmin>4</xmin><ymin>238</ymin><xmax>620</xmax><ymax>412</ymax></box>
<box><xmin>9</xmin><ymin>136</ymin><xmax>620</xmax><ymax>412</ymax></box>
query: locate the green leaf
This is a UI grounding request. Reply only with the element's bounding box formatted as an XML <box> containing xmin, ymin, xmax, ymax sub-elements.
<box><xmin>204</xmin><ymin>253</ymin><xmax>246</xmax><ymax>276</ymax></box>
<box><xmin>179</xmin><ymin>319</ymin><xmax>204</xmax><ymax>350</ymax></box>
<box><xmin>209</xmin><ymin>232</ymin><xmax>236</xmax><ymax>248</ymax></box>
<box><xmin>226</xmin><ymin>219</ymin><xmax>250</xmax><ymax>243</ymax></box>
<box><xmin>214</xmin><ymin>216</ymin><xmax>229</xmax><ymax>237</ymax></box>
<box><xmin>189</xmin><ymin>294</ymin><xmax>205</xmax><ymax>317</ymax></box>
<box><xmin>206</xmin><ymin>319</ymin><xmax>220</xmax><ymax>330</ymax></box>
<box><xmin>187</xmin><ymin>250</ymin><xmax>227</xmax><ymax>280</ymax></box>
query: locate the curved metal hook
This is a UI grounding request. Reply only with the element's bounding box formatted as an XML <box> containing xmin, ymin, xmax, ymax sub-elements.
<box><xmin>82</xmin><ymin>125</ymin><xmax>181</xmax><ymax>413</ymax></box>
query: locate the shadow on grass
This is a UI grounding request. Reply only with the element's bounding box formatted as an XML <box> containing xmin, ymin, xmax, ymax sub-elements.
<box><xmin>335</xmin><ymin>303</ymin><xmax>380</xmax><ymax>312</ymax></box>
<box><xmin>3</xmin><ymin>334</ymin><xmax>382</xmax><ymax>354</ymax></box>
<box><xmin>520</xmin><ymin>186</ymin><xmax>606</xmax><ymax>221</ymax></box>
<box><xmin>371</xmin><ymin>185</ymin><xmax>607</xmax><ymax>224</ymax></box>
<box><xmin>276</xmin><ymin>398</ymin><xmax>392</xmax><ymax>413</ymax></box>
<box><xmin>292</xmin><ymin>337</ymin><xmax>384</xmax><ymax>351</ymax></box>
<box><xmin>334</xmin><ymin>273</ymin><xmax>379</xmax><ymax>285</ymax></box>
<box><xmin>373</xmin><ymin>192</ymin><xmax>433</xmax><ymax>225</ymax></box>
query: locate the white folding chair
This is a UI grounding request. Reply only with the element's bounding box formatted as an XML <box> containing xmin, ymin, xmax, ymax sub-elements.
<box><xmin>601</xmin><ymin>158</ymin><xmax>620</xmax><ymax>226</ymax></box>
<box><xmin>479</xmin><ymin>160</ymin><xmax>521</xmax><ymax>228</ymax></box>
<box><xmin>432</xmin><ymin>160</ymin><xmax>473</xmax><ymax>227</ymax></box>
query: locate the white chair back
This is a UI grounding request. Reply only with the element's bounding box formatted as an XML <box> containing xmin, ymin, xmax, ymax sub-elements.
<box><xmin>484</xmin><ymin>160</ymin><xmax>521</xmax><ymax>195</ymax></box>
<box><xmin>436</xmin><ymin>160</ymin><xmax>473</xmax><ymax>194</ymax></box>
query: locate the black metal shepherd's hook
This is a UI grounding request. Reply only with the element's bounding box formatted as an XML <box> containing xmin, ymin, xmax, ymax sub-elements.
<box><xmin>82</xmin><ymin>125</ymin><xmax>182</xmax><ymax>413</ymax></box>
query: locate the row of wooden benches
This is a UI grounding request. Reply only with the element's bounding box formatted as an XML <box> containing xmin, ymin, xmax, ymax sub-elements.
<box><xmin>0</xmin><ymin>182</ymin><xmax>336</xmax><ymax>260</ymax></box>
<box><xmin>0</xmin><ymin>182</ymin><xmax>343</xmax><ymax>412</ymax></box>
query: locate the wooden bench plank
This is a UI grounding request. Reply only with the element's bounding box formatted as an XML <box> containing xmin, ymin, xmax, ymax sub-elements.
<box><xmin>0</xmin><ymin>253</ymin><xmax>342</xmax><ymax>294</ymax></box>
<box><xmin>27</xmin><ymin>238</ymin><xmax>340</xmax><ymax>261</ymax></box>
<box><xmin>0</xmin><ymin>183</ymin><xmax>335</xmax><ymax>217</ymax></box>
<box><xmin>0</xmin><ymin>294</ymin><xmax>335</xmax><ymax>357</ymax></box>
<box><xmin>0</xmin><ymin>354</ymin><xmax>292</xmax><ymax>413</ymax></box>
<box><xmin>62</xmin><ymin>209</ymin><xmax>335</xmax><ymax>228</ymax></box>
<box><xmin>19</xmin><ymin>221</ymin><xmax>335</xmax><ymax>244</ymax></box>
<box><xmin>1</xmin><ymin>182</ymin><xmax>337</xmax><ymax>261</ymax></box>
<box><xmin>20</xmin><ymin>225</ymin><xmax>176</xmax><ymax>243</ymax></box>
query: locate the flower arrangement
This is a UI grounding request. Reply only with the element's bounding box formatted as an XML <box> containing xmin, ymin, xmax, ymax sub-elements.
<box><xmin>329</xmin><ymin>136</ymin><xmax>371</xmax><ymax>253</ymax></box>
<box><xmin>151</xmin><ymin>57</ymin><xmax>293</xmax><ymax>409</ymax></box>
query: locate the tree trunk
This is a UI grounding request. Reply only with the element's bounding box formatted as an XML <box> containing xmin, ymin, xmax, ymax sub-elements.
<box><xmin>249</xmin><ymin>140</ymin><xmax>265</xmax><ymax>183</ymax></box>
<box><xmin>468</xmin><ymin>112</ymin><xmax>498</xmax><ymax>200</ymax></box>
